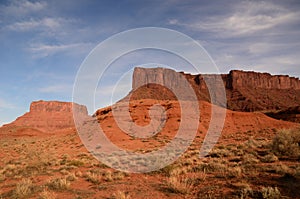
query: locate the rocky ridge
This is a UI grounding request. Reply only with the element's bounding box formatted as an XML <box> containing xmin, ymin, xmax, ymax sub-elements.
<box><xmin>5</xmin><ymin>100</ymin><xmax>88</xmax><ymax>132</ymax></box>
<box><xmin>132</xmin><ymin>67</ymin><xmax>300</xmax><ymax>112</ymax></box>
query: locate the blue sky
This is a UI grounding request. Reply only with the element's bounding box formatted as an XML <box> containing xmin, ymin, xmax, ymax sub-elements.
<box><xmin>0</xmin><ymin>0</ymin><xmax>300</xmax><ymax>126</ymax></box>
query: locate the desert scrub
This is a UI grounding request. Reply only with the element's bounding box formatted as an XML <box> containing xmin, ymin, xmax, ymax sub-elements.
<box><xmin>268</xmin><ymin>163</ymin><xmax>291</xmax><ymax>175</ymax></box>
<box><xmin>166</xmin><ymin>174</ymin><xmax>193</xmax><ymax>194</ymax></box>
<box><xmin>272</xmin><ymin>129</ymin><xmax>300</xmax><ymax>159</ymax></box>
<box><xmin>0</xmin><ymin>170</ymin><xmax>5</xmax><ymax>182</ymax></box>
<box><xmin>260</xmin><ymin>153</ymin><xmax>278</xmax><ymax>163</ymax></box>
<box><xmin>234</xmin><ymin>182</ymin><xmax>253</xmax><ymax>199</ymax></box>
<box><xmin>112</xmin><ymin>190</ymin><xmax>131</xmax><ymax>199</ymax></box>
<box><xmin>67</xmin><ymin>159</ymin><xmax>84</xmax><ymax>167</ymax></box>
<box><xmin>208</xmin><ymin>148</ymin><xmax>233</xmax><ymax>158</ymax></box>
<box><xmin>113</xmin><ymin>171</ymin><xmax>126</xmax><ymax>180</ymax></box>
<box><xmin>242</xmin><ymin>153</ymin><xmax>260</xmax><ymax>164</ymax></box>
<box><xmin>84</xmin><ymin>171</ymin><xmax>101</xmax><ymax>184</ymax></box>
<box><xmin>38</xmin><ymin>188</ymin><xmax>57</xmax><ymax>199</ymax></box>
<box><xmin>260</xmin><ymin>186</ymin><xmax>281</xmax><ymax>199</ymax></box>
<box><xmin>191</xmin><ymin>161</ymin><xmax>227</xmax><ymax>173</ymax></box>
<box><xmin>227</xmin><ymin>166</ymin><xmax>242</xmax><ymax>178</ymax></box>
<box><xmin>66</xmin><ymin>172</ymin><xmax>78</xmax><ymax>181</ymax></box>
<box><xmin>47</xmin><ymin>177</ymin><xmax>70</xmax><ymax>190</ymax></box>
<box><xmin>2</xmin><ymin>164</ymin><xmax>20</xmax><ymax>177</ymax></box>
<box><xmin>103</xmin><ymin>170</ymin><xmax>113</xmax><ymax>182</ymax></box>
<box><xmin>13</xmin><ymin>178</ymin><xmax>33</xmax><ymax>198</ymax></box>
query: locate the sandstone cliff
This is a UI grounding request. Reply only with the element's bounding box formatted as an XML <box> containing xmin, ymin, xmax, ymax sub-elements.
<box><xmin>8</xmin><ymin>100</ymin><xmax>88</xmax><ymax>132</ymax></box>
<box><xmin>131</xmin><ymin>67</ymin><xmax>300</xmax><ymax>112</ymax></box>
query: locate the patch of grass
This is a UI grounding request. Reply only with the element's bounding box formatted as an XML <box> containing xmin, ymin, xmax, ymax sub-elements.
<box><xmin>208</xmin><ymin>148</ymin><xmax>232</xmax><ymax>158</ymax></box>
<box><xmin>260</xmin><ymin>153</ymin><xmax>278</xmax><ymax>163</ymax></box>
<box><xmin>0</xmin><ymin>170</ymin><xmax>5</xmax><ymax>182</ymax></box>
<box><xmin>66</xmin><ymin>172</ymin><xmax>78</xmax><ymax>181</ymax></box>
<box><xmin>269</xmin><ymin>163</ymin><xmax>291</xmax><ymax>175</ymax></box>
<box><xmin>242</xmin><ymin>154</ymin><xmax>259</xmax><ymax>164</ymax></box>
<box><xmin>103</xmin><ymin>170</ymin><xmax>113</xmax><ymax>182</ymax></box>
<box><xmin>67</xmin><ymin>159</ymin><xmax>84</xmax><ymax>167</ymax></box>
<box><xmin>84</xmin><ymin>172</ymin><xmax>101</xmax><ymax>184</ymax></box>
<box><xmin>192</xmin><ymin>161</ymin><xmax>227</xmax><ymax>173</ymax></box>
<box><xmin>227</xmin><ymin>166</ymin><xmax>242</xmax><ymax>178</ymax></box>
<box><xmin>272</xmin><ymin>129</ymin><xmax>300</xmax><ymax>159</ymax></box>
<box><xmin>166</xmin><ymin>175</ymin><xmax>193</xmax><ymax>194</ymax></box>
<box><xmin>260</xmin><ymin>186</ymin><xmax>281</xmax><ymax>199</ymax></box>
<box><xmin>47</xmin><ymin>177</ymin><xmax>70</xmax><ymax>190</ymax></box>
<box><xmin>38</xmin><ymin>188</ymin><xmax>57</xmax><ymax>199</ymax></box>
<box><xmin>13</xmin><ymin>178</ymin><xmax>33</xmax><ymax>198</ymax></box>
<box><xmin>113</xmin><ymin>171</ymin><xmax>126</xmax><ymax>180</ymax></box>
<box><xmin>112</xmin><ymin>190</ymin><xmax>131</xmax><ymax>199</ymax></box>
<box><xmin>239</xmin><ymin>187</ymin><xmax>253</xmax><ymax>199</ymax></box>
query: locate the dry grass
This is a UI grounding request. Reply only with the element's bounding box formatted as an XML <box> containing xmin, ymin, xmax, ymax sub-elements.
<box><xmin>272</xmin><ymin>129</ymin><xmax>300</xmax><ymax>158</ymax></box>
<box><xmin>166</xmin><ymin>174</ymin><xmax>193</xmax><ymax>194</ymax></box>
<box><xmin>47</xmin><ymin>177</ymin><xmax>70</xmax><ymax>190</ymax></box>
<box><xmin>227</xmin><ymin>166</ymin><xmax>242</xmax><ymax>178</ymax></box>
<box><xmin>260</xmin><ymin>186</ymin><xmax>281</xmax><ymax>199</ymax></box>
<box><xmin>13</xmin><ymin>178</ymin><xmax>33</xmax><ymax>198</ymax></box>
<box><xmin>260</xmin><ymin>153</ymin><xmax>278</xmax><ymax>163</ymax></box>
<box><xmin>38</xmin><ymin>188</ymin><xmax>57</xmax><ymax>199</ymax></box>
<box><xmin>66</xmin><ymin>172</ymin><xmax>78</xmax><ymax>181</ymax></box>
<box><xmin>84</xmin><ymin>171</ymin><xmax>101</xmax><ymax>184</ymax></box>
<box><xmin>242</xmin><ymin>153</ymin><xmax>260</xmax><ymax>164</ymax></box>
<box><xmin>103</xmin><ymin>170</ymin><xmax>113</xmax><ymax>182</ymax></box>
<box><xmin>113</xmin><ymin>171</ymin><xmax>126</xmax><ymax>180</ymax></box>
<box><xmin>113</xmin><ymin>190</ymin><xmax>131</xmax><ymax>199</ymax></box>
<box><xmin>0</xmin><ymin>127</ymin><xmax>299</xmax><ymax>199</ymax></box>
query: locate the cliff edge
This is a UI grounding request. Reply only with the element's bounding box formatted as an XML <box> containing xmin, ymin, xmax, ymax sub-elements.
<box><xmin>6</xmin><ymin>100</ymin><xmax>88</xmax><ymax>132</ymax></box>
<box><xmin>131</xmin><ymin>67</ymin><xmax>300</xmax><ymax>113</ymax></box>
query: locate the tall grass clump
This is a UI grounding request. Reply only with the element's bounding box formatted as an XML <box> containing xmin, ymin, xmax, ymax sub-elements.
<box><xmin>272</xmin><ymin>129</ymin><xmax>300</xmax><ymax>159</ymax></box>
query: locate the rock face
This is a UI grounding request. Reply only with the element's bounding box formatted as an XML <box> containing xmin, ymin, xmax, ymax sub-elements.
<box><xmin>265</xmin><ymin>106</ymin><xmax>300</xmax><ymax>123</ymax></box>
<box><xmin>9</xmin><ymin>100</ymin><xmax>88</xmax><ymax>132</ymax></box>
<box><xmin>228</xmin><ymin>70</ymin><xmax>300</xmax><ymax>90</ymax></box>
<box><xmin>131</xmin><ymin>67</ymin><xmax>300</xmax><ymax>112</ymax></box>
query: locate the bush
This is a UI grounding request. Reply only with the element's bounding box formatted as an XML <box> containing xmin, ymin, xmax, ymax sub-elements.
<box><xmin>272</xmin><ymin>129</ymin><xmax>300</xmax><ymax>159</ymax></box>
<box><xmin>39</xmin><ymin>189</ymin><xmax>56</xmax><ymax>199</ymax></box>
<box><xmin>113</xmin><ymin>191</ymin><xmax>131</xmax><ymax>199</ymax></box>
<box><xmin>84</xmin><ymin>172</ymin><xmax>101</xmax><ymax>184</ymax></box>
<box><xmin>260</xmin><ymin>153</ymin><xmax>278</xmax><ymax>163</ymax></box>
<box><xmin>47</xmin><ymin>177</ymin><xmax>70</xmax><ymax>190</ymax></box>
<box><xmin>260</xmin><ymin>186</ymin><xmax>281</xmax><ymax>199</ymax></box>
<box><xmin>13</xmin><ymin>179</ymin><xmax>33</xmax><ymax>198</ymax></box>
<box><xmin>166</xmin><ymin>175</ymin><xmax>193</xmax><ymax>194</ymax></box>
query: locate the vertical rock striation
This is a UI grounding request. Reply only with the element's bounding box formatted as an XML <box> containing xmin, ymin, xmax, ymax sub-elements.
<box><xmin>131</xmin><ymin>67</ymin><xmax>300</xmax><ymax>112</ymax></box>
<box><xmin>10</xmin><ymin>100</ymin><xmax>88</xmax><ymax>132</ymax></box>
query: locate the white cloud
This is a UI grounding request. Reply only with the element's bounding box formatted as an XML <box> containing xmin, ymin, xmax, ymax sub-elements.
<box><xmin>7</xmin><ymin>17</ymin><xmax>65</xmax><ymax>32</ymax></box>
<box><xmin>168</xmin><ymin>19</ymin><xmax>178</xmax><ymax>25</ymax></box>
<box><xmin>170</xmin><ymin>1</ymin><xmax>300</xmax><ymax>37</ymax></box>
<box><xmin>0</xmin><ymin>0</ymin><xmax>47</xmax><ymax>17</ymax></box>
<box><xmin>28</xmin><ymin>42</ymin><xmax>93</xmax><ymax>58</ymax></box>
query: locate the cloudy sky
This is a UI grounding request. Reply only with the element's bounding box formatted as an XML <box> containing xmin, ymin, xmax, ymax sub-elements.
<box><xmin>0</xmin><ymin>0</ymin><xmax>300</xmax><ymax>125</ymax></box>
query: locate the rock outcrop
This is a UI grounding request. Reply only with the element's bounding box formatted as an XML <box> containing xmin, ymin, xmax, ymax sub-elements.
<box><xmin>227</xmin><ymin>70</ymin><xmax>300</xmax><ymax>90</ymax></box>
<box><xmin>265</xmin><ymin>106</ymin><xmax>300</xmax><ymax>123</ymax></box>
<box><xmin>131</xmin><ymin>67</ymin><xmax>300</xmax><ymax>112</ymax></box>
<box><xmin>8</xmin><ymin>100</ymin><xmax>88</xmax><ymax>132</ymax></box>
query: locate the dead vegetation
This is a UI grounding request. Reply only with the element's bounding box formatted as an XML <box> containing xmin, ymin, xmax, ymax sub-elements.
<box><xmin>0</xmin><ymin>128</ymin><xmax>299</xmax><ymax>198</ymax></box>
